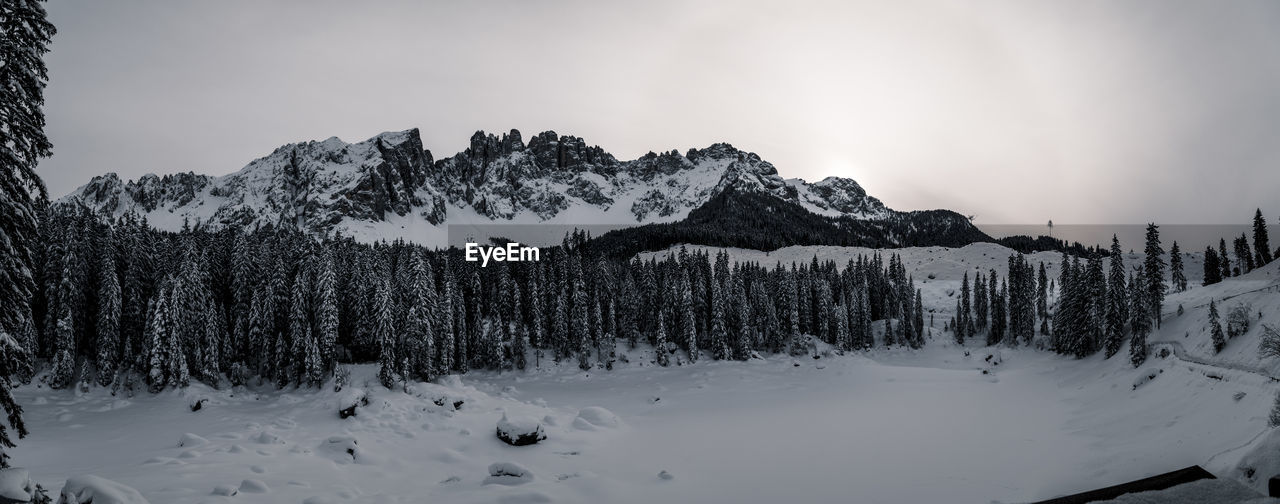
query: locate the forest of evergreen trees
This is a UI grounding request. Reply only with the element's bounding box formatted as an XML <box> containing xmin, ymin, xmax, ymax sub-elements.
<box><xmin>1202</xmin><ymin>209</ymin><xmax>1277</xmax><ymax>286</ymax></box>
<box><xmin>21</xmin><ymin>205</ymin><xmax>942</xmax><ymax>392</ymax></box>
<box><xmin>15</xmin><ymin>205</ymin><xmax>1276</xmax><ymax>394</ymax></box>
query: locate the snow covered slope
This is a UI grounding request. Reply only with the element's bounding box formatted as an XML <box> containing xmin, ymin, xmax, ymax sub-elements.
<box><xmin>58</xmin><ymin>129</ymin><xmax>899</xmax><ymax>245</ymax></box>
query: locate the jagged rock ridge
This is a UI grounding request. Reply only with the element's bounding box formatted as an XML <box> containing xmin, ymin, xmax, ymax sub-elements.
<box><xmin>61</xmin><ymin>128</ymin><xmax>924</xmax><ymax>244</ymax></box>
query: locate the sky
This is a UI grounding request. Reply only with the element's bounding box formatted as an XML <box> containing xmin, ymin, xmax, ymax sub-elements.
<box><xmin>38</xmin><ymin>0</ymin><xmax>1280</xmax><ymax>224</ymax></box>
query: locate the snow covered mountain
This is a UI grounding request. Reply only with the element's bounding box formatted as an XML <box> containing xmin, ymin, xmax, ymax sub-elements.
<box><xmin>60</xmin><ymin>128</ymin><xmax>927</xmax><ymax>245</ymax></box>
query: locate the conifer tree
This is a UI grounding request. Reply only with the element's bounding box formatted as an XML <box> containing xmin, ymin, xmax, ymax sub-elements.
<box><xmin>1219</xmin><ymin>238</ymin><xmax>1232</xmax><ymax>279</ymax></box>
<box><xmin>453</xmin><ymin>271</ymin><xmax>468</xmax><ymax>372</ymax></box>
<box><xmin>230</xmin><ymin>234</ymin><xmax>255</xmax><ymax>369</ymax></box>
<box><xmin>709</xmin><ymin>268</ymin><xmax>730</xmax><ymax>360</ymax></box>
<box><xmin>1105</xmin><ymin>236</ymin><xmax>1128</xmax><ymax>358</ymax></box>
<box><xmin>553</xmin><ymin>285</ymin><xmax>568</xmax><ymax>361</ymax></box>
<box><xmin>200</xmin><ymin>300</ymin><xmax>223</xmax><ymax>384</ymax></box>
<box><xmin>654</xmin><ymin>310</ymin><xmax>669</xmax><ymax>367</ymax></box>
<box><xmin>590</xmin><ymin>297</ymin><xmax>604</xmax><ymax>365</ymax></box>
<box><xmin>527</xmin><ymin>266</ymin><xmax>545</xmax><ymax>366</ymax></box>
<box><xmin>679</xmin><ymin>273</ymin><xmax>698</xmax><ymax>361</ymax></box>
<box><xmin>407</xmin><ymin>253</ymin><xmax>434</xmax><ymax>379</ymax></box>
<box><xmin>986</xmin><ymin>270</ymin><xmax>1002</xmax><ymax>346</ymax></box>
<box><xmin>572</xmin><ymin>260</ymin><xmax>591</xmax><ymax>370</ymax></box>
<box><xmin>619</xmin><ymin>269</ymin><xmax>638</xmax><ymax>350</ymax></box>
<box><xmin>974</xmin><ymin>272</ymin><xmax>987</xmax><ymax>334</ymax></box>
<box><xmin>437</xmin><ymin>261</ymin><xmax>456</xmax><ymax>373</ymax></box>
<box><xmin>145</xmin><ymin>290</ymin><xmax>171</xmax><ymax>392</ymax></box>
<box><xmin>48</xmin><ymin>250</ymin><xmax>77</xmax><ymax>389</ymax></box>
<box><xmin>813</xmin><ymin>279</ymin><xmax>831</xmax><ymax>347</ymax></box>
<box><xmin>1128</xmin><ymin>269</ymin><xmax>1149</xmax><ymax>367</ymax></box>
<box><xmin>1169</xmin><ymin>241</ymin><xmax>1187</xmax><ymax>292</ymax></box>
<box><xmin>1083</xmin><ymin>254</ymin><xmax>1106</xmax><ymax>357</ymax></box>
<box><xmin>1234</xmin><ymin>235</ymin><xmax>1254</xmax><ymax>275</ymax></box>
<box><xmin>1209</xmin><ymin>300</ymin><xmax>1226</xmax><ymax>353</ymax></box>
<box><xmin>602</xmin><ymin>296</ymin><xmax>616</xmax><ymax>367</ymax></box>
<box><xmin>467</xmin><ymin>268</ymin><xmax>483</xmax><ymax>369</ymax></box>
<box><xmin>316</xmin><ymin>249</ymin><xmax>339</xmax><ymax>369</ymax></box>
<box><xmin>288</xmin><ymin>270</ymin><xmax>311</xmax><ymax>385</ymax></box>
<box><xmin>302</xmin><ymin>324</ymin><xmax>323</xmax><ymax>386</ymax></box>
<box><xmin>784</xmin><ymin>270</ymin><xmax>801</xmax><ymax>353</ymax></box>
<box><xmin>1143</xmin><ymin>224</ymin><xmax>1166</xmax><ymax>328</ymax></box>
<box><xmin>375</xmin><ymin>280</ymin><xmax>397</xmax><ymax>388</ymax></box>
<box><xmin>510</xmin><ymin>281</ymin><xmax>527</xmax><ymax>371</ymax></box>
<box><xmin>960</xmin><ymin>272</ymin><xmax>972</xmax><ymax>340</ymax></box>
<box><xmin>1204</xmin><ymin>246</ymin><xmax>1222</xmax><ymax>286</ymax></box>
<box><xmin>514</xmin><ymin>322</ymin><xmax>530</xmax><ymax>371</ymax></box>
<box><xmin>0</xmin><ymin>0</ymin><xmax>55</xmax><ymax>465</ymax></box>
<box><xmin>952</xmin><ymin>298</ymin><xmax>963</xmax><ymax>346</ymax></box>
<box><xmin>914</xmin><ymin>288</ymin><xmax>925</xmax><ymax>339</ymax></box>
<box><xmin>1037</xmin><ymin>262</ymin><xmax>1049</xmax><ymax>328</ymax></box>
<box><xmin>247</xmin><ymin>285</ymin><xmax>270</xmax><ymax>378</ymax></box>
<box><xmin>833</xmin><ymin>304</ymin><xmax>850</xmax><ymax>351</ymax></box>
<box><xmin>96</xmin><ymin>254</ymin><xmax>121</xmax><ymax>386</ymax></box>
<box><xmin>995</xmin><ymin>279</ymin><xmax>1009</xmax><ymax>346</ymax></box>
<box><xmin>1255</xmin><ymin>209</ymin><xmax>1273</xmax><ymax>267</ymax></box>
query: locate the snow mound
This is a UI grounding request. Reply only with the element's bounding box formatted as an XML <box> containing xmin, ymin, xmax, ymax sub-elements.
<box><xmin>484</xmin><ymin>462</ymin><xmax>534</xmax><ymax>486</ymax></box>
<box><xmin>210</xmin><ymin>485</ymin><xmax>237</xmax><ymax>496</ymax></box>
<box><xmin>1234</xmin><ymin>428</ymin><xmax>1280</xmax><ymax>495</ymax></box>
<box><xmin>56</xmin><ymin>475</ymin><xmax>148</xmax><ymax>504</ymax></box>
<box><xmin>573</xmin><ymin>407</ymin><xmax>621</xmax><ymax>430</ymax></box>
<box><xmin>0</xmin><ymin>468</ymin><xmax>40</xmax><ymax>502</ymax></box>
<box><xmin>337</xmin><ymin>389</ymin><xmax>367</xmax><ymax>419</ymax></box>
<box><xmin>237</xmin><ymin>479</ymin><xmax>270</xmax><ymax>494</ymax></box>
<box><xmin>177</xmin><ymin>433</ymin><xmax>208</xmax><ymax>447</ymax></box>
<box><xmin>1132</xmin><ymin>368</ymin><xmax>1163</xmax><ymax>390</ymax></box>
<box><xmin>496</xmin><ymin>414</ymin><xmax>546</xmax><ymax>446</ymax></box>
<box><xmin>318</xmin><ymin>435</ymin><xmax>373</xmax><ymax>465</ymax></box>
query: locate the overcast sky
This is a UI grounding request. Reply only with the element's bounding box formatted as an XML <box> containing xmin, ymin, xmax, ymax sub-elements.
<box><xmin>39</xmin><ymin>0</ymin><xmax>1280</xmax><ymax>224</ymax></box>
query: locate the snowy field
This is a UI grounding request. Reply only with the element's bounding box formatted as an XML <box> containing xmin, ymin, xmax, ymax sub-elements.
<box><xmin>11</xmin><ymin>342</ymin><xmax>1279</xmax><ymax>504</ymax></box>
<box><xmin>12</xmin><ymin>243</ymin><xmax>1280</xmax><ymax>503</ymax></box>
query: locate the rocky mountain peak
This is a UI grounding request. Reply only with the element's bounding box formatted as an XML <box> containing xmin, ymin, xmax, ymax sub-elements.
<box><xmin>60</xmin><ymin>127</ymin><xmax>908</xmax><ymax>244</ymax></box>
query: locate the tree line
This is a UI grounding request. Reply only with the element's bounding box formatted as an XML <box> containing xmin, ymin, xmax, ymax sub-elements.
<box><xmin>24</xmin><ymin>207</ymin><xmax>946</xmax><ymax>392</ymax></box>
<box><xmin>947</xmin><ymin>224</ymin><xmax>1177</xmax><ymax>367</ymax></box>
<box><xmin>1202</xmin><ymin>209</ymin><xmax>1275</xmax><ymax>285</ymax></box>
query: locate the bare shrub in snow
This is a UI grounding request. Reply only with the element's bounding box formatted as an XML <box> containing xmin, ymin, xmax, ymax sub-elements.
<box><xmin>1259</xmin><ymin>324</ymin><xmax>1280</xmax><ymax>360</ymax></box>
<box><xmin>1227</xmin><ymin>303</ymin><xmax>1252</xmax><ymax>339</ymax></box>
<box><xmin>1270</xmin><ymin>391</ymin><xmax>1280</xmax><ymax>428</ymax></box>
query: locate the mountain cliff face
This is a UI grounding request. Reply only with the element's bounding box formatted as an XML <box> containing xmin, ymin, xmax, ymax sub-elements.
<box><xmin>59</xmin><ymin>128</ymin><xmax>958</xmax><ymax>247</ymax></box>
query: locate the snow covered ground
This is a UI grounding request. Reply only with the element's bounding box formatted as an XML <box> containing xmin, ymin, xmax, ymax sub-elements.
<box><xmin>11</xmin><ymin>243</ymin><xmax>1280</xmax><ymax>503</ymax></box>
<box><xmin>11</xmin><ymin>342</ymin><xmax>1278</xmax><ymax>504</ymax></box>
